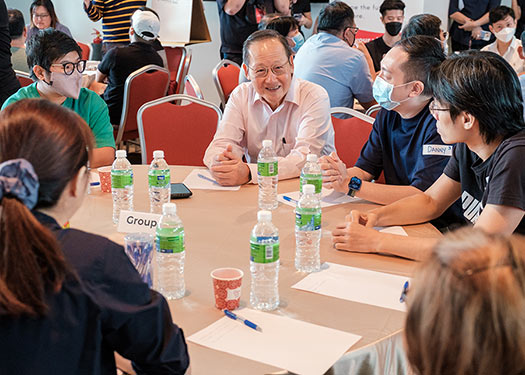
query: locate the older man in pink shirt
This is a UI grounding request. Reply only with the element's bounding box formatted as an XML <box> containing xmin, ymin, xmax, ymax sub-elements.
<box><xmin>203</xmin><ymin>29</ymin><xmax>335</xmax><ymax>186</ymax></box>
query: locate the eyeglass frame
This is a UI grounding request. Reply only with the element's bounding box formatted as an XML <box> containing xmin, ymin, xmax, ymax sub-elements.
<box><xmin>246</xmin><ymin>60</ymin><xmax>291</xmax><ymax>78</ymax></box>
<box><xmin>429</xmin><ymin>100</ymin><xmax>450</xmax><ymax>119</ymax></box>
<box><xmin>345</xmin><ymin>26</ymin><xmax>359</xmax><ymax>35</ymax></box>
<box><xmin>32</xmin><ymin>12</ymin><xmax>50</xmax><ymax>19</ymax></box>
<box><xmin>50</xmin><ymin>60</ymin><xmax>87</xmax><ymax>76</ymax></box>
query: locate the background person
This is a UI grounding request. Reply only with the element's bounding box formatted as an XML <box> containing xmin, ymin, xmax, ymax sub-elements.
<box><xmin>405</xmin><ymin>228</ymin><xmax>525</xmax><ymax>375</ymax></box>
<box><xmin>0</xmin><ymin>98</ymin><xmax>189</xmax><ymax>374</ymax></box>
<box><xmin>265</xmin><ymin>16</ymin><xmax>303</xmax><ymax>53</ymax></box>
<box><xmin>26</xmin><ymin>0</ymin><xmax>72</xmax><ymax>41</ymax></box>
<box><xmin>2</xmin><ymin>29</ymin><xmax>115</xmax><ymax>168</ymax></box>
<box><xmin>7</xmin><ymin>8</ymin><xmax>29</xmax><ymax>72</ymax></box>
<box><xmin>481</xmin><ymin>5</ymin><xmax>524</xmax><ymax>74</ymax></box>
<box><xmin>289</xmin><ymin>0</ymin><xmax>312</xmax><ymax>30</ymax></box>
<box><xmin>0</xmin><ymin>0</ymin><xmax>20</xmax><ymax>107</ymax></box>
<box><xmin>365</xmin><ymin>0</ymin><xmax>405</xmax><ymax>73</ymax></box>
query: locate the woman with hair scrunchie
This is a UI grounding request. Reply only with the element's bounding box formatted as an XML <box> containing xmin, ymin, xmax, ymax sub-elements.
<box><xmin>0</xmin><ymin>98</ymin><xmax>189</xmax><ymax>374</ymax></box>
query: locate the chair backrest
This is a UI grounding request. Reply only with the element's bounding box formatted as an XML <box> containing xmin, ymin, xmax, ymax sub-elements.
<box><xmin>78</xmin><ymin>42</ymin><xmax>91</xmax><ymax>60</ymax></box>
<box><xmin>176</xmin><ymin>50</ymin><xmax>192</xmax><ymax>95</ymax></box>
<box><xmin>212</xmin><ymin>59</ymin><xmax>241</xmax><ymax>108</ymax></box>
<box><xmin>164</xmin><ymin>46</ymin><xmax>187</xmax><ymax>95</ymax></box>
<box><xmin>365</xmin><ymin>104</ymin><xmax>381</xmax><ymax>118</ymax></box>
<box><xmin>115</xmin><ymin>64</ymin><xmax>170</xmax><ymax>145</ymax></box>
<box><xmin>15</xmin><ymin>70</ymin><xmax>32</xmax><ymax>87</ymax></box>
<box><xmin>184</xmin><ymin>74</ymin><xmax>204</xmax><ymax>100</ymax></box>
<box><xmin>137</xmin><ymin>94</ymin><xmax>222</xmax><ymax>165</ymax></box>
<box><xmin>330</xmin><ymin>107</ymin><xmax>374</xmax><ymax>168</ymax></box>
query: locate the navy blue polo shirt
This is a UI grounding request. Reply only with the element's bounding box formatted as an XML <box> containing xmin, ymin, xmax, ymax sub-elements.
<box><xmin>355</xmin><ymin>105</ymin><xmax>465</xmax><ymax>227</ymax></box>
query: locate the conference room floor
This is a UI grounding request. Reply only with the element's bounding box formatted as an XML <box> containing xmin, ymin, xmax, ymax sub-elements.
<box><xmin>71</xmin><ymin>165</ymin><xmax>440</xmax><ymax>375</ymax></box>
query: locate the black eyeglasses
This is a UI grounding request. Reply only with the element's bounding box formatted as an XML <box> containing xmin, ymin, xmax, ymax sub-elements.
<box><xmin>346</xmin><ymin>26</ymin><xmax>359</xmax><ymax>35</ymax></box>
<box><xmin>50</xmin><ymin>60</ymin><xmax>87</xmax><ymax>75</ymax></box>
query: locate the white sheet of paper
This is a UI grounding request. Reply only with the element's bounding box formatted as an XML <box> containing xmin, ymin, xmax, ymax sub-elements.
<box><xmin>182</xmin><ymin>169</ymin><xmax>241</xmax><ymax>191</ymax></box>
<box><xmin>278</xmin><ymin>188</ymin><xmax>360</xmax><ymax>208</ymax></box>
<box><xmin>188</xmin><ymin>309</ymin><xmax>361</xmax><ymax>375</ymax></box>
<box><xmin>376</xmin><ymin>226</ymin><xmax>408</xmax><ymax>236</ymax></box>
<box><xmin>292</xmin><ymin>262</ymin><xmax>409</xmax><ymax>312</ymax></box>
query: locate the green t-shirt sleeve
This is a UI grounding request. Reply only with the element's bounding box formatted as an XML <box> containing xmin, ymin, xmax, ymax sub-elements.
<box><xmin>78</xmin><ymin>88</ymin><xmax>116</xmax><ymax>149</ymax></box>
<box><xmin>1</xmin><ymin>84</ymin><xmax>34</xmax><ymax>110</ymax></box>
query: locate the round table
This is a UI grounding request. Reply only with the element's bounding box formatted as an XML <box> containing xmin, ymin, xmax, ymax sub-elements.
<box><xmin>71</xmin><ymin>165</ymin><xmax>440</xmax><ymax>375</ymax></box>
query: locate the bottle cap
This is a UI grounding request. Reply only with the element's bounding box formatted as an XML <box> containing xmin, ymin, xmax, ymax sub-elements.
<box><xmin>262</xmin><ymin>139</ymin><xmax>273</xmax><ymax>148</ymax></box>
<box><xmin>115</xmin><ymin>150</ymin><xmax>126</xmax><ymax>158</ymax></box>
<box><xmin>257</xmin><ymin>210</ymin><xmax>272</xmax><ymax>222</ymax></box>
<box><xmin>306</xmin><ymin>154</ymin><xmax>317</xmax><ymax>162</ymax></box>
<box><xmin>153</xmin><ymin>150</ymin><xmax>164</xmax><ymax>159</ymax></box>
<box><xmin>303</xmin><ymin>184</ymin><xmax>315</xmax><ymax>194</ymax></box>
<box><xmin>162</xmin><ymin>202</ymin><xmax>177</xmax><ymax>215</ymax></box>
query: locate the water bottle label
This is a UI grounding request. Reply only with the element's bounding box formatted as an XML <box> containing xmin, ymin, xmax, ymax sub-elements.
<box><xmin>258</xmin><ymin>162</ymin><xmax>278</xmax><ymax>177</ymax></box>
<box><xmin>111</xmin><ymin>174</ymin><xmax>133</xmax><ymax>188</ymax></box>
<box><xmin>300</xmin><ymin>175</ymin><xmax>322</xmax><ymax>193</ymax></box>
<box><xmin>295</xmin><ymin>212</ymin><xmax>321</xmax><ymax>230</ymax></box>
<box><xmin>250</xmin><ymin>236</ymin><xmax>279</xmax><ymax>263</ymax></box>
<box><xmin>148</xmin><ymin>172</ymin><xmax>170</xmax><ymax>187</ymax></box>
<box><xmin>156</xmin><ymin>235</ymin><xmax>184</xmax><ymax>253</ymax></box>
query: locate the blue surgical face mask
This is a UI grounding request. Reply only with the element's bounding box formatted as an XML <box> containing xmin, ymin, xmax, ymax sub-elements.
<box><xmin>372</xmin><ymin>76</ymin><xmax>412</xmax><ymax>110</ymax></box>
<box><xmin>290</xmin><ymin>33</ymin><xmax>304</xmax><ymax>53</ymax></box>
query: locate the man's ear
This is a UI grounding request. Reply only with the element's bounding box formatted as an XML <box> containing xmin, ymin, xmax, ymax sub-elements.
<box><xmin>32</xmin><ymin>64</ymin><xmax>46</xmax><ymax>81</ymax></box>
<box><xmin>410</xmin><ymin>81</ymin><xmax>424</xmax><ymax>97</ymax></box>
<box><xmin>462</xmin><ymin>112</ymin><xmax>476</xmax><ymax>131</ymax></box>
<box><xmin>489</xmin><ymin>25</ymin><xmax>495</xmax><ymax>35</ymax></box>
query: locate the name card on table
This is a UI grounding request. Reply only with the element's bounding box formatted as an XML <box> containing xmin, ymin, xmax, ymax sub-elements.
<box><xmin>118</xmin><ymin>210</ymin><xmax>161</xmax><ymax>234</ymax></box>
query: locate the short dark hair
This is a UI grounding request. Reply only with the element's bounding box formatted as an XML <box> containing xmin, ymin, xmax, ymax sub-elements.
<box><xmin>265</xmin><ymin>16</ymin><xmax>299</xmax><ymax>38</ymax></box>
<box><xmin>318</xmin><ymin>2</ymin><xmax>354</xmax><ymax>34</ymax></box>
<box><xmin>26</xmin><ymin>29</ymin><xmax>82</xmax><ymax>80</ymax></box>
<box><xmin>242</xmin><ymin>29</ymin><xmax>293</xmax><ymax>66</ymax></box>
<box><xmin>29</xmin><ymin>0</ymin><xmax>59</xmax><ymax>29</ymax></box>
<box><xmin>7</xmin><ymin>9</ymin><xmax>25</xmax><ymax>39</ymax></box>
<box><xmin>394</xmin><ymin>35</ymin><xmax>446</xmax><ymax>97</ymax></box>
<box><xmin>489</xmin><ymin>5</ymin><xmax>515</xmax><ymax>24</ymax></box>
<box><xmin>429</xmin><ymin>51</ymin><xmax>525</xmax><ymax>144</ymax></box>
<box><xmin>379</xmin><ymin>0</ymin><xmax>405</xmax><ymax>16</ymax></box>
<box><xmin>401</xmin><ymin>14</ymin><xmax>441</xmax><ymax>40</ymax></box>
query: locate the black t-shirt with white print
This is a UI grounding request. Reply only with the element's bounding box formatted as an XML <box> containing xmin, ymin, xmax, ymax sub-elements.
<box><xmin>443</xmin><ymin>129</ymin><xmax>525</xmax><ymax>234</ymax></box>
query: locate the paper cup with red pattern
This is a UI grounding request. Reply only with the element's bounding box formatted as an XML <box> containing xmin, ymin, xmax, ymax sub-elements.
<box><xmin>97</xmin><ymin>166</ymin><xmax>112</xmax><ymax>193</ymax></box>
<box><xmin>211</xmin><ymin>268</ymin><xmax>243</xmax><ymax>310</ymax></box>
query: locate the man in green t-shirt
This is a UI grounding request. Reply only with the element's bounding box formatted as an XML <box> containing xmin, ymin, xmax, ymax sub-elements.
<box><xmin>2</xmin><ymin>29</ymin><xmax>115</xmax><ymax>167</ymax></box>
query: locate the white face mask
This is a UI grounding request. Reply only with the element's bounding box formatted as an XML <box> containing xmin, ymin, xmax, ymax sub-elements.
<box><xmin>494</xmin><ymin>27</ymin><xmax>516</xmax><ymax>43</ymax></box>
<box><xmin>46</xmin><ymin>70</ymin><xmax>82</xmax><ymax>99</ymax></box>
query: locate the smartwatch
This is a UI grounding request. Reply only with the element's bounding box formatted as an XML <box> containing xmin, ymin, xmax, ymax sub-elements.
<box><xmin>347</xmin><ymin>176</ymin><xmax>362</xmax><ymax>197</ymax></box>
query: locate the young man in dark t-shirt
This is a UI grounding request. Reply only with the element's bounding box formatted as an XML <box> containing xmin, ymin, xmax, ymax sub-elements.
<box><xmin>333</xmin><ymin>51</ymin><xmax>525</xmax><ymax>261</ymax></box>
<box><xmin>96</xmin><ymin>7</ymin><xmax>163</xmax><ymax>125</ymax></box>
<box><xmin>321</xmin><ymin>36</ymin><xmax>461</xmax><ymax>229</ymax></box>
<box><xmin>365</xmin><ymin>0</ymin><xmax>405</xmax><ymax>73</ymax></box>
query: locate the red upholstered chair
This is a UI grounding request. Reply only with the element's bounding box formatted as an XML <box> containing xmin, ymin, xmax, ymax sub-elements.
<box><xmin>137</xmin><ymin>94</ymin><xmax>221</xmax><ymax>166</ymax></box>
<box><xmin>212</xmin><ymin>59</ymin><xmax>240</xmax><ymax>109</ymax></box>
<box><xmin>165</xmin><ymin>47</ymin><xmax>192</xmax><ymax>95</ymax></box>
<box><xmin>330</xmin><ymin>107</ymin><xmax>374</xmax><ymax>168</ymax></box>
<box><xmin>184</xmin><ymin>74</ymin><xmax>204</xmax><ymax>100</ymax></box>
<box><xmin>15</xmin><ymin>70</ymin><xmax>32</xmax><ymax>87</ymax></box>
<box><xmin>77</xmin><ymin>42</ymin><xmax>91</xmax><ymax>60</ymax></box>
<box><xmin>114</xmin><ymin>64</ymin><xmax>170</xmax><ymax>146</ymax></box>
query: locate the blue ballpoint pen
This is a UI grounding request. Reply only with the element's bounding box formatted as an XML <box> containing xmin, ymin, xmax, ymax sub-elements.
<box><xmin>224</xmin><ymin>309</ymin><xmax>263</xmax><ymax>332</ymax></box>
<box><xmin>400</xmin><ymin>281</ymin><xmax>409</xmax><ymax>303</ymax></box>
<box><xmin>282</xmin><ymin>195</ymin><xmax>298</xmax><ymax>204</ymax></box>
<box><xmin>198</xmin><ymin>173</ymin><xmax>220</xmax><ymax>186</ymax></box>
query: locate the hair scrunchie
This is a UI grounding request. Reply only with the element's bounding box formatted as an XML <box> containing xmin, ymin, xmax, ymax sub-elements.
<box><xmin>0</xmin><ymin>159</ymin><xmax>40</xmax><ymax>209</ymax></box>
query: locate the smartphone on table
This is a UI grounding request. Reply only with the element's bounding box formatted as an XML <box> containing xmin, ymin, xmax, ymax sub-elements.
<box><xmin>170</xmin><ymin>183</ymin><xmax>192</xmax><ymax>199</ymax></box>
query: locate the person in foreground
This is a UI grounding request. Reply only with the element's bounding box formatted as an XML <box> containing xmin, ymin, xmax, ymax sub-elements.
<box><xmin>2</xmin><ymin>29</ymin><xmax>115</xmax><ymax>168</ymax></box>
<box><xmin>332</xmin><ymin>51</ymin><xmax>525</xmax><ymax>261</ymax></box>
<box><xmin>405</xmin><ymin>228</ymin><xmax>525</xmax><ymax>375</ymax></box>
<box><xmin>0</xmin><ymin>99</ymin><xmax>189</xmax><ymax>374</ymax></box>
<box><xmin>203</xmin><ymin>29</ymin><xmax>335</xmax><ymax>186</ymax></box>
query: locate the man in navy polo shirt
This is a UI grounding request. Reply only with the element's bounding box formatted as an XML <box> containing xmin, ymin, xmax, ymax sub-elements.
<box><xmin>321</xmin><ymin>35</ymin><xmax>463</xmax><ymax>228</ymax></box>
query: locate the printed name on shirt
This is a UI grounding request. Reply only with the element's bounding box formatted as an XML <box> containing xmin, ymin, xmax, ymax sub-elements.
<box><xmin>422</xmin><ymin>144</ymin><xmax>453</xmax><ymax>156</ymax></box>
<box><xmin>461</xmin><ymin>191</ymin><xmax>483</xmax><ymax>224</ymax></box>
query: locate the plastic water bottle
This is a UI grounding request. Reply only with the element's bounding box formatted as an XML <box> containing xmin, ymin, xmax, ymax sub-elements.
<box><xmin>148</xmin><ymin>150</ymin><xmax>171</xmax><ymax>214</ymax></box>
<box><xmin>111</xmin><ymin>150</ymin><xmax>133</xmax><ymax>224</ymax></box>
<box><xmin>155</xmin><ymin>203</ymin><xmax>185</xmax><ymax>299</ymax></box>
<box><xmin>257</xmin><ymin>139</ymin><xmax>278</xmax><ymax>210</ymax></box>
<box><xmin>300</xmin><ymin>154</ymin><xmax>322</xmax><ymax>196</ymax></box>
<box><xmin>250</xmin><ymin>210</ymin><xmax>279</xmax><ymax>311</ymax></box>
<box><xmin>295</xmin><ymin>184</ymin><xmax>321</xmax><ymax>272</ymax></box>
